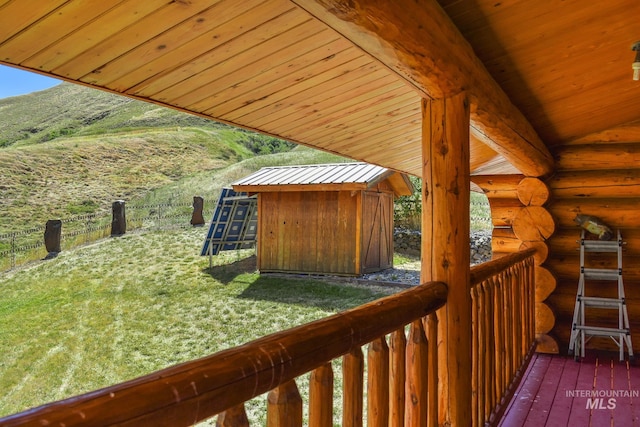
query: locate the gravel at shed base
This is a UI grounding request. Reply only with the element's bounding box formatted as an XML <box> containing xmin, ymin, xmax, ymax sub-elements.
<box><xmin>360</xmin><ymin>260</ymin><xmax>421</xmax><ymax>286</ymax></box>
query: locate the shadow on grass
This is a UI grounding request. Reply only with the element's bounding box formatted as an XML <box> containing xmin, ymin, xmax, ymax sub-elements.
<box><xmin>203</xmin><ymin>255</ymin><xmax>257</xmax><ymax>284</ymax></box>
<box><xmin>237</xmin><ymin>275</ymin><xmax>392</xmax><ymax>312</ymax></box>
<box><xmin>203</xmin><ymin>253</ymin><xmax>393</xmax><ymax>311</ymax></box>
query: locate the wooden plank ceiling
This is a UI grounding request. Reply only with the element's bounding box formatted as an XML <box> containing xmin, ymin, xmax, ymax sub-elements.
<box><xmin>0</xmin><ymin>0</ymin><xmax>637</xmax><ymax>177</ymax></box>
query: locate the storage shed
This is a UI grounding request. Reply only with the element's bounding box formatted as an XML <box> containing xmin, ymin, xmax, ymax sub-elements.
<box><xmin>232</xmin><ymin>162</ymin><xmax>413</xmax><ymax>276</ymax></box>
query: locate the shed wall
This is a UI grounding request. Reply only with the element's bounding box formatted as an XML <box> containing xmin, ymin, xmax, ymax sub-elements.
<box><xmin>257</xmin><ymin>190</ymin><xmax>360</xmax><ymax>275</ymax></box>
<box><xmin>361</xmin><ymin>191</ymin><xmax>394</xmax><ymax>273</ymax></box>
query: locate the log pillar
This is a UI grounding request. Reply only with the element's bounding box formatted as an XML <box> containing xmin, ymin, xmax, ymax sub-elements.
<box><xmin>44</xmin><ymin>219</ymin><xmax>62</xmax><ymax>255</ymax></box>
<box><xmin>111</xmin><ymin>200</ymin><xmax>126</xmax><ymax>236</ymax></box>
<box><xmin>191</xmin><ymin>196</ymin><xmax>205</xmax><ymax>226</ymax></box>
<box><xmin>421</xmin><ymin>94</ymin><xmax>471</xmax><ymax>427</ymax></box>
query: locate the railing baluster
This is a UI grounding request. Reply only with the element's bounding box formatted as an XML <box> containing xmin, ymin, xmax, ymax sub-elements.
<box><xmin>479</xmin><ymin>282</ymin><xmax>489</xmax><ymax>425</ymax></box>
<box><xmin>493</xmin><ymin>275</ymin><xmax>505</xmax><ymax>403</ymax></box>
<box><xmin>343</xmin><ymin>347</ymin><xmax>364</xmax><ymax>427</ymax></box>
<box><xmin>426</xmin><ymin>313</ymin><xmax>438</xmax><ymax>427</ymax></box>
<box><xmin>471</xmin><ymin>287</ymin><xmax>481</xmax><ymax>427</ymax></box>
<box><xmin>216</xmin><ymin>404</ymin><xmax>250</xmax><ymax>427</ymax></box>
<box><xmin>468</xmin><ymin>249</ymin><xmax>536</xmax><ymax>427</ymax></box>
<box><xmin>405</xmin><ymin>319</ymin><xmax>428</xmax><ymax>427</ymax></box>
<box><xmin>267</xmin><ymin>380</ymin><xmax>302</xmax><ymax>427</ymax></box>
<box><xmin>389</xmin><ymin>329</ymin><xmax>406</xmax><ymax>427</ymax></box>
<box><xmin>528</xmin><ymin>257</ymin><xmax>536</xmax><ymax>349</ymax></box>
<box><xmin>367</xmin><ymin>337</ymin><xmax>389</xmax><ymax>427</ymax></box>
<box><xmin>309</xmin><ymin>363</ymin><xmax>333</xmax><ymax>427</ymax></box>
<box><xmin>482</xmin><ymin>281</ymin><xmax>493</xmax><ymax>421</ymax></box>
<box><xmin>509</xmin><ymin>266</ymin><xmax>519</xmax><ymax>378</ymax></box>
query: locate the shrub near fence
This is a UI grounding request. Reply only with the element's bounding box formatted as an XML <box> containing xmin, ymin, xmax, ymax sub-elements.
<box><xmin>394</xmin><ymin>199</ymin><xmax>492</xmax><ymax>231</ymax></box>
<box><xmin>0</xmin><ymin>198</ymin><xmax>207</xmax><ymax>272</ymax></box>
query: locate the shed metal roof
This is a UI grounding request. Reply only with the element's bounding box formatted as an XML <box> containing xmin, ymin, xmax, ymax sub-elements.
<box><xmin>232</xmin><ymin>162</ymin><xmax>413</xmax><ymax>196</ymax></box>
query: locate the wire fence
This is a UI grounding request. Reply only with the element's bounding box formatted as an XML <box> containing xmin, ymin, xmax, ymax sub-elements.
<box><xmin>0</xmin><ymin>200</ymin><xmax>208</xmax><ymax>272</ymax></box>
<box><xmin>1</xmin><ymin>198</ymin><xmax>492</xmax><ymax>273</ymax></box>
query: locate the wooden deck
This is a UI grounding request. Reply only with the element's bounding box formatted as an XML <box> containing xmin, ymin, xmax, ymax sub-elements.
<box><xmin>499</xmin><ymin>352</ymin><xmax>640</xmax><ymax>426</ymax></box>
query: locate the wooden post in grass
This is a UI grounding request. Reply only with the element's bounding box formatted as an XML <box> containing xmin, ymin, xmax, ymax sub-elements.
<box><xmin>111</xmin><ymin>200</ymin><xmax>126</xmax><ymax>236</ymax></box>
<box><xmin>44</xmin><ymin>219</ymin><xmax>62</xmax><ymax>256</ymax></box>
<box><xmin>191</xmin><ymin>196</ymin><xmax>205</xmax><ymax>226</ymax></box>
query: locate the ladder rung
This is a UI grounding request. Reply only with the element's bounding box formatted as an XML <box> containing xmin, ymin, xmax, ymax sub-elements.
<box><xmin>582</xmin><ymin>240</ymin><xmax>621</xmax><ymax>252</ymax></box>
<box><xmin>582</xmin><ymin>268</ymin><xmax>620</xmax><ymax>280</ymax></box>
<box><xmin>573</xmin><ymin>325</ymin><xmax>630</xmax><ymax>337</ymax></box>
<box><xmin>579</xmin><ymin>296</ymin><xmax>624</xmax><ymax>308</ymax></box>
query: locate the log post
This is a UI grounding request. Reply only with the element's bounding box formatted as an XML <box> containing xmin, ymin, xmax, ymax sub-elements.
<box><xmin>389</xmin><ymin>329</ymin><xmax>406</xmax><ymax>427</ymax></box>
<box><xmin>216</xmin><ymin>404</ymin><xmax>249</xmax><ymax>427</ymax></box>
<box><xmin>425</xmin><ymin>314</ymin><xmax>438</xmax><ymax>427</ymax></box>
<box><xmin>421</xmin><ymin>94</ymin><xmax>471</xmax><ymax>427</ymax></box>
<box><xmin>343</xmin><ymin>347</ymin><xmax>364</xmax><ymax>427</ymax></box>
<box><xmin>405</xmin><ymin>320</ymin><xmax>428</xmax><ymax>427</ymax></box>
<box><xmin>191</xmin><ymin>195</ymin><xmax>205</xmax><ymax>226</ymax></box>
<box><xmin>309</xmin><ymin>364</ymin><xmax>333</xmax><ymax>427</ymax></box>
<box><xmin>44</xmin><ymin>219</ymin><xmax>62</xmax><ymax>256</ymax></box>
<box><xmin>367</xmin><ymin>337</ymin><xmax>389</xmax><ymax>427</ymax></box>
<box><xmin>111</xmin><ymin>200</ymin><xmax>126</xmax><ymax>236</ymax></box>
<box><xmin>266</xmin><ymin>380</ymin><xmax>302</xmax><ymax>427</ymax></box>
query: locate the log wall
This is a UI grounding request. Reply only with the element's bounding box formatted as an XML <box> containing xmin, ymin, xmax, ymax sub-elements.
<box><xmin>476</xmin><ymin>130</ymin><xmax>640</xmax><ymax>356</ymax></box>
<box><xmin>545</xmin><ymin>139</ymin><xmax>640</xmax><ymax>355</ymax></box>
<box><xmin>471</xmin><ymin>175</ymin><xmax>558</xmax><ymax>353</ymax></box>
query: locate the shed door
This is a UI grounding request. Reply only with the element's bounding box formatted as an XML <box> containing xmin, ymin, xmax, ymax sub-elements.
<box><xmin>362</xmin><ymin>191</ymin><xmax>393</xmax><ymax>273</ymax></box>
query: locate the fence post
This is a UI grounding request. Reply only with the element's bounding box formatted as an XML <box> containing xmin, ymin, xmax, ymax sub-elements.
<box><xmin>111</xmin><ymin>200</ymin><xmax>126</xmax><ymax>236</ymax></box>
<box><xmin>44</xmin><ymin>219</ymin><xmax>62</xmax><ymax>257</ymax></box>
<box><xmin>191</xmin><ymin>196</ymin><xmax>205</xmax><ymax>226</ymax></box>
<box><xmin>11</xmin><ymin>232</ymin><xmax>16</xmax><ymax>269</ymax></box>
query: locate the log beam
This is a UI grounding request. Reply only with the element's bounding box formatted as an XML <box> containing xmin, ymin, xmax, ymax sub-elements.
<box><xmin>421</xmin><ymin>94</ymin><xmax>471</xmax><ymax>427</ymax></box>
<box><xmin>290</xmin><ymin>0</ymin><xmax>554</xmax><ymax>177</ymax></box>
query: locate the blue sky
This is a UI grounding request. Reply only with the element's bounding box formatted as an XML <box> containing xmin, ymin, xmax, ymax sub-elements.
<box><xmin>0</xmin><ymin>65</ymin><xmax>61</xmax><ymax>99</ymax></box>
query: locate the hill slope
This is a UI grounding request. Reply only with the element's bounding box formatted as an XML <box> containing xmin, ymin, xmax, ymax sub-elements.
<box><xmin>0</xmin><ymin>83</ymin><xmax>347</xmax><ymax>234</ymax></box>
<box><xmin>0</xmin><ymin>82</ymin><xmax>227</xmax><ymax>147</ymax></box>
<box><xmin>0</xmin><ymin>127</ymin><xmax>254</xmax><ymax>233</ymax></box>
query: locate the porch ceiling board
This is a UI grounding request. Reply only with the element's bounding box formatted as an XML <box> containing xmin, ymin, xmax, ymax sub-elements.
<box><xmin>1</xmin><ymin>1</ymin><xmax>636</xmax><ymax>178</ymax></box>
<box><xmin>290</xmin><ymin>0</ymin><xmax>554</xmax><ymax>177</ymax></box>
<box><xmin>438</xmin><ymin>0</ymin><xmax>640</xmax><ymax>147</ymax></box>
<box><xmin>0</xmin><ymin>0</ymin><xmax>517</xmax><ymax>178</ymax></box>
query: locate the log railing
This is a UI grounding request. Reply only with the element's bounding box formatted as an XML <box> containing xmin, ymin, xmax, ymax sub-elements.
<box><xmin>0</xmin><ymin>281</ymin><xmax>447</xmax><ymax>427</ymax></box>
<box><xmin>469</xmin><ymin>248</ymin><xmax>536</xmax><ymax>427</ymax></box>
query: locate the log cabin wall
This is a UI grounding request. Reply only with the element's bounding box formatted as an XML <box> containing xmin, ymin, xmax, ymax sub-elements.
<box><xmin>472</xmin><ymin>174</ymin><xmax>558</xmax><ymax>353</ymax></box>
<box><xmin>475</xmin><ymin>124</ymin><xmax>640</xmax><ymax>356</ymax></box>
<box><xmin>545</xmin><ymin>128</ymin><xmax>640</xmax><ymax>356</ymax></box>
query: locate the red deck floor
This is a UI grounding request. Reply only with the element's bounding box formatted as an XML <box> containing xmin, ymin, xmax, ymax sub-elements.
<box><xmin>499</xmin><ymin>352</ymin><xmax>640</xmax><ymax>427</ymax></box>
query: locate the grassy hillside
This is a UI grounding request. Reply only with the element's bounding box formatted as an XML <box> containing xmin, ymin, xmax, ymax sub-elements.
<box><xmin>0</xmin><ymin>82</ymin><xmax>337</xmax><ymax>234</ymax></box>
<box><xmin>0</xmin><ymin>82</ymin><xmax>226</xmax><ymax>147</ymax></box>
<box><xmin>0</xmin><ymin>127</ymin><xmax>252</xmax><ymax>233</ymax></box>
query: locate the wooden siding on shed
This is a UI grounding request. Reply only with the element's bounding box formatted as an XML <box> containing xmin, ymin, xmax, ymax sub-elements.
<box><xmin>361</xmin><ymin>191</ymin><xmax>393</xmax><ymax>273</ymax></box>
<box><xmin>257</xmin><ymin>191</ymin><xmax>360</xmax><ymax>275</ymax></box>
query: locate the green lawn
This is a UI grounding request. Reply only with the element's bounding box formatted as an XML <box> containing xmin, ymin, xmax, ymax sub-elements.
<box><xmin>0</xmin><ymin>227</ymin><xmax>399</xmax><ymax>423</ymax></box>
